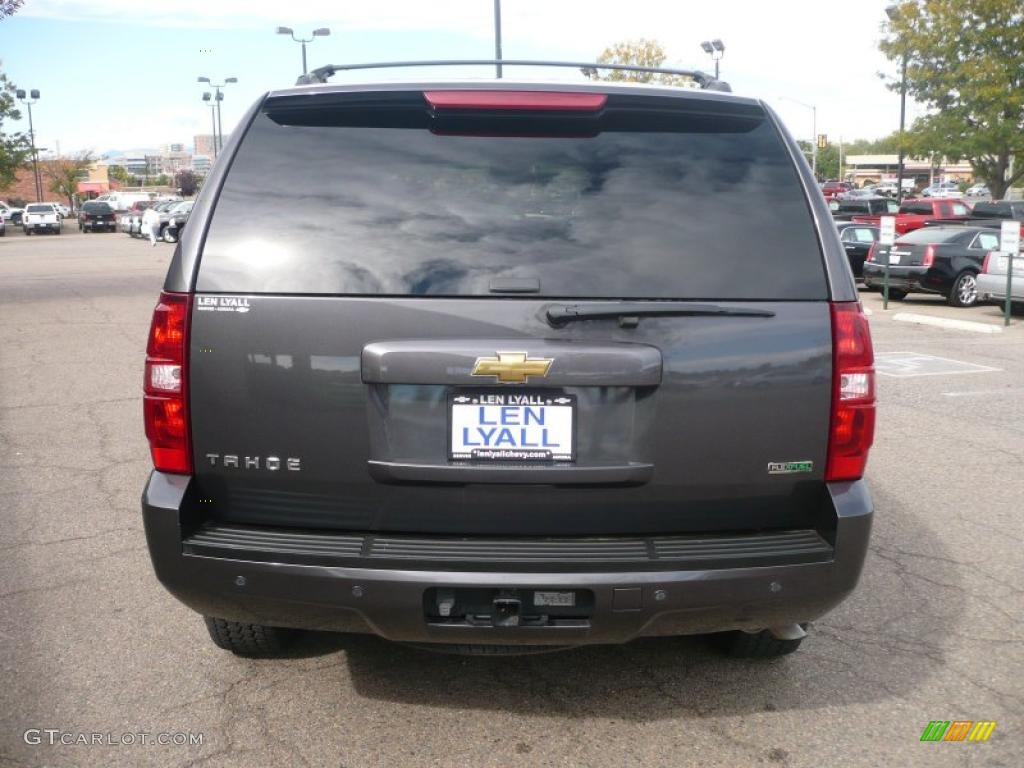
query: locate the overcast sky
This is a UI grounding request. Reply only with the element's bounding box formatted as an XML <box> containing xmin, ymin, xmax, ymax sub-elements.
<box><xmin>0</xmin><ymin>0</ymin><xmax>922</xmax><ymax>156</ymax></box>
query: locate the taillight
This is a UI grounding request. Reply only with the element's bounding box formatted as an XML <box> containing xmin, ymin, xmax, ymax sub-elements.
<box><xmin>981</xmin><ymin>251</ymin><xmax>994</xmax><ymax>274</ymax></box>
<box><xmin>827</xmin><ymin>302</ymin><xmax>875</xmax><ymax>482</ymax></box>
<box><xmin>922</xmin><ymin>244</ymin><xmax>936</xmax><ymax>267</ymax></box>
<box><xmin>144</xmin><ymin>292</ymin><xmax>191</xmax><ymax>473</ymax></box>
<box><xmin>866</xmin><ymin>242</ymin><xmax>877</xmax><ymax>262</ymax></box>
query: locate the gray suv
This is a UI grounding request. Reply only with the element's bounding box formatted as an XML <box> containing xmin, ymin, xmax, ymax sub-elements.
<box><xmin>142</xmin><ymin>64</ymin><xmax>876</xmax><ymax>658</ymax></box>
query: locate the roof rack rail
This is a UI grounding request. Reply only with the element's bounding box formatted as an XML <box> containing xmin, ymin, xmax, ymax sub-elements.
<box><xmin>294</xmin><ymin>59</ymin><xmax>732</xmax><ymax>92</ymax></box>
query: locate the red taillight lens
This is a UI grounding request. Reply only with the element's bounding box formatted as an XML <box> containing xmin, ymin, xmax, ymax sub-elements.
<box><xmin>144</xmin><ymin>292</ymin><xmax>191</xmax><ymax>473</ymax></box>
<box><xmin>922</xmin><ymin>244</ymin><xmax>936</xmax><ymax>267</ymax></box>
<box><xmin>827</xmin><ymin>302</ymin><xmax>875</xmax><ymax>482</ymax></box>
<box><xmin>981</xmin><ymin>251</ymin><xmax>994</xmax><ymax>274</ymax></box>
<box><xmin>866</xmin><ymin>242</ymin><xmax>877</xmax><ymax>262</ymax></box>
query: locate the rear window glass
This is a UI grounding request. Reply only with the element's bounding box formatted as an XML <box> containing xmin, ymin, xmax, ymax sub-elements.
<box><xmin>82</xmin><ymin>202</ymin><xmax>112</xmax><ymax>213</ymax></box>
<box><xmin>849</xmin><ymin>228</ymin><xmax>877</xmax><ymax>243</ymax></box>
<box><xmin>199</xmin><ymin>92</ymin><xmax>827</xmax><ymax>300</ymax></box>
<box><xmin>900</xmin><ymin>202</ymin><xmax>934</xmax><ymax>215</ymax></box>
<box><xmin>898</xmin><ymin>227</ymin><xmax>969</xmax><ymax>244</ymax></box>
<box><xmin>971</xmin><ymin>202</ymin><xmax>1021</xmax><ymax>219</ymax></box>
<box><xmin>26</xmin><ymin>204</ymin><xmax>53</xmax><ymax>213</ymax></box>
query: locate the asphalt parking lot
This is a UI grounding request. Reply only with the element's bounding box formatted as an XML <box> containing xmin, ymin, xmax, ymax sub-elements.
<box><xmin>1</xmin><ymin>228</ymin><xmax>1022</xmax><ymax>767</ymax></box>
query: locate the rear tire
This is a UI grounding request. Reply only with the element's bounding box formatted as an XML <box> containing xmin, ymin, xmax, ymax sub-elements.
<box><xmin>163</xmin><ymin>227</ymin><xmax>177</xmax><ymax>243</ymax></box>
<box><xmin>948</xmin><ymin>271</ymin><xmax>978</xmax><ymax>307</ymax></box>
<box><xmin>717</xmin><ymin>628</ymin><xmax>806</xmax><ymax>658</ymax></box>
<box><xmin>203</xmin><ymin>616</ymin><xmax>296</xmax><ymax>657</ymax></box>
<box><xmin>885</xmin><ymin>288</ymin><xmax>907</xmax><ymax>300</ymax></box>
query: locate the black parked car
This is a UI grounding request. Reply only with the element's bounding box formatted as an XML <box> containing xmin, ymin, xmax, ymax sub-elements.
<box><xmin>141</xmin><ymin>67</ymin><xmax>875</xmax><ymax>660</ymax></box>
<box><xmin>836</xmin><ymin>222</ymin><xmax>879</xmax><ymax>278</ymax></box>
<box><xmin>862</xmin><ymin>225</ymin><xmax>1000</xmax><ymax>306</ymax></box>
<box><xmin>78</xmin><ymin>201</ymin><xmax>117</xmax><ymax>232</ymax></box>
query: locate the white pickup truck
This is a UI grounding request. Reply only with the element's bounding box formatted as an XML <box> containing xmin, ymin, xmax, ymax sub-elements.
<box><xmin>0</xmin><ymin>200</ymin><xmax>24</xmax><ymax>225</ymax></box>
<box><xmin>22</xmin><ymin>203</ymin><xmax>62</xmax><ymax>235</ymax></box>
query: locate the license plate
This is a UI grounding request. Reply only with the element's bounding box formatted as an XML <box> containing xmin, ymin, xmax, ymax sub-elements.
<box><xmin>534</xmin><ymin>591</ymin><xmax>576</xmax><ymax>607</ymax></box>
<box><xmin>449</xmin><ymin>389</ymin><xmax>575</xmax><ymax>462</ymax></box>
<box><xmin>889</xmin><ymin>253</ymin><xmax>901</xmax><ymax>265</ymax></box>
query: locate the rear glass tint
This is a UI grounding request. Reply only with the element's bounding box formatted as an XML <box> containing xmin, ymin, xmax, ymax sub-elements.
<box><xmin>199</xmin><ymin>92</ymin><xmax>827</xmax><ymax>299</ymax></box>
<box><xmin>898</xmin><ymin>227</ymin><xmax>969</xmax><ymax>244</ymax></box>
<box><xmin>83</xmin><ymin>202</ymin><xmax>112</xmax><ymax>213</ymax></box>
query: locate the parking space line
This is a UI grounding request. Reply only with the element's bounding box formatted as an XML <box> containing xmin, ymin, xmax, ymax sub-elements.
<box><xmin>941</xmin><ymin>387</ymin><xmax>1024</xmax><ymax>398</ymax></box>
<box><xmin>875</xmin><ymin>352</ymin><xmax>1002</xmax><ymax>378</ymax></box>
<box><xmin>892</xmin><ymin>312</ymin><xmax>1003</xmax><ymax>334</ymax></box>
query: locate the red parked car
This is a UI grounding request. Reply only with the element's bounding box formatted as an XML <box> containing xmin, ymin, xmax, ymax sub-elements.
<box><xmin>852</xmin><ymin>199</ymin><xmax>972</xmax><ymax>235</ymax></box>
<box><xmin>821</xmin><ymin>181</ymin><xmax>854</xmax><ymax>201</ymax></box>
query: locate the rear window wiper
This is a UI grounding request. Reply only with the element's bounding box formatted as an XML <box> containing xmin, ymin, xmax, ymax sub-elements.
<box><xmin>546</xmin><ymin>301</ymin><xmax>775</xmax><ymax>328</ymax></box>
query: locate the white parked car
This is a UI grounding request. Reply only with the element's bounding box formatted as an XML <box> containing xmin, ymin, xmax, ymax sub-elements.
<box><xmin>0</xmin><ymin>200</ymin><xmax>24</xmax><ymax>224</ymax></box>
<box><xmin>22</xmin><ymin>203</ymin><xmax>62</xmax><ymax>235</ymax></box>
<box><xmin>965</xmin><ymin>183</ymin><xmax>990</xmax><ymax>197</ymax></box>
<box><xmin>44</xmin><ymin>201</ymin><xmax>71</xmax><ymax>218</ymax></box>
<box><xmin>921</xmin><ymin>181</ymin><xmax>963</xmax><ymax>198</ymax></box>
<box><xmin>94</xmin><ymin>192</ymin><xmax>153</xmax><ymax>212</ymax></box>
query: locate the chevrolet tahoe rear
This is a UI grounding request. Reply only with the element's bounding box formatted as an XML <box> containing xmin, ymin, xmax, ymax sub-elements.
<box><xmin>141</xmin><ymin>72</ymin><xmax>875</xmax><ymax>659</ymax></box>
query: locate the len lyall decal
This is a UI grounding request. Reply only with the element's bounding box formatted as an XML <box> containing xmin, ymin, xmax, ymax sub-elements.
<box><xmin>920</xmin><ymin>720</ymin><xmax>996</xmax><ymax>742</ymax></box>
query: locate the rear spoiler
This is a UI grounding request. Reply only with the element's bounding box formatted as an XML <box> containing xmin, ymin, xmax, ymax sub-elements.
<box><xmin>295</xmin><ymin>59</ymin><xmax>732</xmax><ymax>92</ymax></box>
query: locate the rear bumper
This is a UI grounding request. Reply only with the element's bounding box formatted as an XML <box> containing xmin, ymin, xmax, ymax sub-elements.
<box><xmin>142</xmin><ymin>472</ymin><xmax>873</xmax><ymax>646</ymax></box>
<box><xmin>862</xmin><ymin>264</ymin><xmax>931</xmax><ymax>293</ymax></box>
<box><xmin>977</xmin><ymin>273</ymin><xmax>1024</xmax><ymax>302</ymax></box>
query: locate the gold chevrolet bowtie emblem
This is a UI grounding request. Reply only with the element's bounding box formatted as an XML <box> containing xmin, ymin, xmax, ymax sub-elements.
<box><xmin>471</xmin><ymin>351</ymin><xmax>553</xmax><ymax>384</ymax></box>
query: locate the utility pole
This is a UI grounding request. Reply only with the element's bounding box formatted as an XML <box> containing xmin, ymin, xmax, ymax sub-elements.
<box><xmin>493</xmin><ymin>0</ymin><xmax>503</xmax><ymax>78</ymax></box>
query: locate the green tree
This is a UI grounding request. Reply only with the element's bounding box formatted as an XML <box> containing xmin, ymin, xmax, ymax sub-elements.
<box><xmin>881</xmin><ymin>0</ymin><xmax>1024</xmax><ymax>198</ymax></box>
<box><xmin>586</xmin><ymin>39</ymin><xmax>695</xmax><ymax>86</ymax></box>
<box><xmin>0</xmin><ymin>63</ymin><xmax>31</xmax><ymax>189</ymax></box>
<box><xmin>154</xmin><ymin>173</ymin><xmax>170</xmax><ymax>187</ymax></box>
<box><xmin>108</xmin><ymin>164</ymin><xmax>130</xmax><ymax>185</ymax></box>
<box><xmin>46</xmin><ymin>151</ymin><xmax>95</xmax><ymax>211</ymax></box>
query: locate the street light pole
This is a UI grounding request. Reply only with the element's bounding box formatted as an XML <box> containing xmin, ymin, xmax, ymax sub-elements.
<box><xmin>887</xmin><ymin>4</ymin><xmax>909</xmax><ymax>203</ymax></box>
<box><xmin>16</xmin><ymin>89</ymin><xmax>42</xmax><ymax>202</ymax></box>
<box><xmin>699</xmin><ymin>40</ymin><xmax>725</xmax><ymax>80</ymax></box>
<box><xmin>198</xmin><ymin>77</ymin><xmax>237</xmax><ymax>154</ymax></box>
<box><xmin>779</xmin><ymin>96</ymin><xmax>817</xmax><ymax>179</ymax></box>
<box><xmin>277</xmin><ymin>27</ymin><xmax>331</xmax><ymax>77</ymax></box>
<box><xmin>215</xmin><ymin>90</ymin><xmax>223</xmax><ymax>153</ymax></box>
<box><xmin>202</xmin><ymin>93</ymin><xmax>218</xmax><ymax>160</ymax></box>
<box><xmin>493</xmin><ymin>0</ymin><xmax>503</xmax><ymax>79</ymax></box>
<box><xmin>896</xmin><ymin>52</ymin><xmax>908</xmax><ymax>203</ymax></box>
